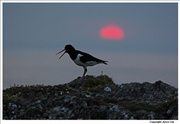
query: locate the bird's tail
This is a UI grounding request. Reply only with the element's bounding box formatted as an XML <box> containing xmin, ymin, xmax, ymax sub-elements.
<box><xmin>102</xmin><ymin>61</ymin><xmax>108</xmax><ymax>65</ymax></box>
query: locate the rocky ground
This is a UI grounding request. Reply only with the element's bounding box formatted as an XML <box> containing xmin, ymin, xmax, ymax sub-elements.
<box><xmin>3</xmin><ymin>75</ymin><xmax>178</xmax><ymax>120</ymax></box>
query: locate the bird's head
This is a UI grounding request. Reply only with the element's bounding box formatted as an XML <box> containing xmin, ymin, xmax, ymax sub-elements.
<box><xmin>56</xmin><ymin>44</ymin><xmax>75</xmax><ymax>59</ymax></box>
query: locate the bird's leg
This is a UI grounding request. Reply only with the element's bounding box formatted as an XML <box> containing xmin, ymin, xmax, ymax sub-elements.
<box><xmin>83</xmin><ymin>68</ymin><xmax>87</xmax><ymax>77</ymax></box>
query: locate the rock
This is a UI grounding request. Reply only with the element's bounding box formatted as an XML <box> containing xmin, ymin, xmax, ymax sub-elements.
<box><xmin>104</xmin><ymin>86</ymin><xmax>112</xmax><ymax>92</ymax></box>
<box><xmin>129</xmin><ymin>116</ymin><xmax>134</xmax><ymax>120</ymax></box>
<box><xmin>8</xmin><ymin>103</ymin><xmax>17</xmax><ymax>109</ymax></box>
<box><xmin>3</xmin><ymin>75</ymin><xmax>178</xmax><ymax>120</ymax></box>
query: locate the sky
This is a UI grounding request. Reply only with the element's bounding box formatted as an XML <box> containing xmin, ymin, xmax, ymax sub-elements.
<box><xmin>2</xmin><ymin>2</ymin><xmax>178</xmax><ymax>89</ymax></box>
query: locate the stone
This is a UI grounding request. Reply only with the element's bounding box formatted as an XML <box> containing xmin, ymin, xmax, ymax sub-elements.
<box><xmin>104</xmin><ymin>86</ymin><xmax>112</xmax><ymax>92</ymax></box>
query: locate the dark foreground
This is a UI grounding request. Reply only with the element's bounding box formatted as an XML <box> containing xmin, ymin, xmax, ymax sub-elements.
<box><xmin>3</xmin><ymin>75</ymin><xmax>178</xmax><ymax>120</ymax></box>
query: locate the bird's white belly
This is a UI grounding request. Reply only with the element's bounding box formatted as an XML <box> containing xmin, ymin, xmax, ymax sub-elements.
<box><xmin>73</xmin><ymin>54</ymin><xmax>99</xmax><ymax>68</ymax></box>
<box><xmin>73</xmin><ymin>59</ymin><xmax>99</xmax><ymax>67</ymax></box>
<box><xmin>73</xmin><ymin>59</ymin><xmax>86</xmax><ymax>67</ymax></box>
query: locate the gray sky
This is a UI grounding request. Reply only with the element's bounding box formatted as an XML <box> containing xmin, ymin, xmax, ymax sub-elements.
<box><xmin>3</xmin><ymin>3</ymin><xmax>178</xmax><ymax>89</ymax></box>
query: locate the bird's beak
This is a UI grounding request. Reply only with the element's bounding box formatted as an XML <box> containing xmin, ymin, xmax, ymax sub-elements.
<box><xmin>56</xmin><ymin>49</ymin><xmax>66</xmax><ymax>59</ymax></box>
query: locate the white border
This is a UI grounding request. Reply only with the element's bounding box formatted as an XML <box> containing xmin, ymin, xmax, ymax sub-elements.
<box><xmin>0</xmin><ymin>1</ymin><xmax>179</xmax><ymax>124</ymax></box>
<box><xmin>1</xmin><ymin>0</ymin><xmax>180</xmax><ymax>3</ymax></box>
<box><xmin>1</xmin><ymin>0</ymin><xmax>3</xmax><ymax>123</ymax></box>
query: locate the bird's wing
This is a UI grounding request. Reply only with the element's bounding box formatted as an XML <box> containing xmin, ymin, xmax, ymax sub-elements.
<box><xmin>77</xmin><ymin>50</ymin><xmax>108</xmax><ymax>64</ymax></box>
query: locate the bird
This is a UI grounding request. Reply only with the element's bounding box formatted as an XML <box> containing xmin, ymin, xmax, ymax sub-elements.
<box><xmin>56</xmin><ymin>44</ymin><xmax>108</xmax><ymax>77</ymax></box>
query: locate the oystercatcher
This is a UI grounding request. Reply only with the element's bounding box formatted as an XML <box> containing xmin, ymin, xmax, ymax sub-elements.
<box><xmin>56</xmin><ymin>44</ymin><xmax>108</xmax><ymax>76</ymax></box>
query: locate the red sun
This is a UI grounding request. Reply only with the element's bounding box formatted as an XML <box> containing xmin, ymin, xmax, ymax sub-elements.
<box><xmin>99</xmin><ymin>25</ymin><xmax>125</xmax><ymax>40</ymax></box>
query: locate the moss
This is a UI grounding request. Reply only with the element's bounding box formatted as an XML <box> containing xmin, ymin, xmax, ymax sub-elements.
<box><xmin>3</xmin><ymin>85</ymin><xmax>47</xmax><ymax>104</ymax></box>
<box><xmin>3</xmin><ymin>93</ymin><xmax>19</xmax><ymax>104</ymax></box>
<box><xmin>3</xmin><ymin>85</ymin><xmax>46</xmax><ymax>95</ymax></box>
<box><xmin>158</xmin><ymin>98</ymin><xmax>178</xmax><ymax>112</ymax></box>
<box><xmin>82</xmin><ymin>75</ymin><xmax>114</xmax><ymax>92</ymax></box>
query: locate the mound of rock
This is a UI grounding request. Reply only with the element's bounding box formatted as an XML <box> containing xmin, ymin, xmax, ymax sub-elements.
<box><xmin>3</xmin><ymin>75</ymin><xmax>178</xmax><ymax>120</ymax></box>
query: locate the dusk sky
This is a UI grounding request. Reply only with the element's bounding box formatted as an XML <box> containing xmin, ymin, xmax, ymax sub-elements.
<box><xmin>3</xmin><ymin>2</ymin><xmax>178</xmax><ymax>89</ymax></box>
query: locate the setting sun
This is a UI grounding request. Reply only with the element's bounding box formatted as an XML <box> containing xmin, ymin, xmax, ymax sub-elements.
<box><xmin>99</xmin><ymin>24</ymin><xmax>125</xmax><ymax>40</ymax></box>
